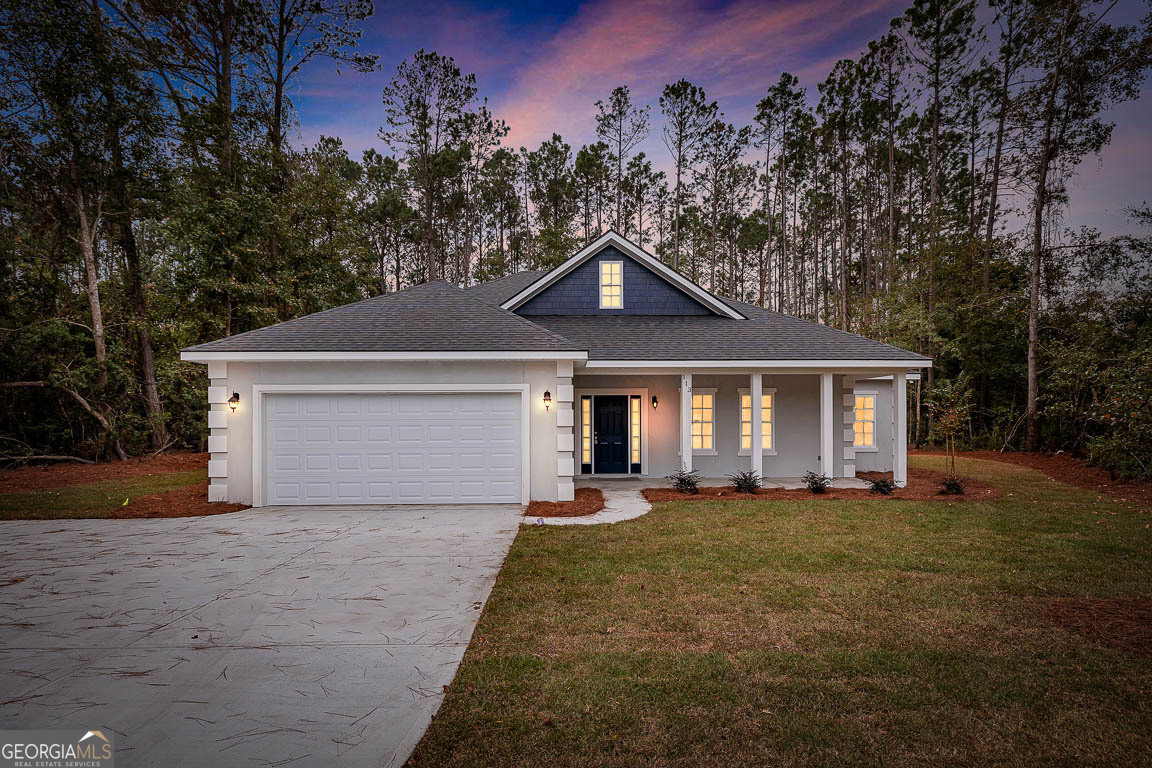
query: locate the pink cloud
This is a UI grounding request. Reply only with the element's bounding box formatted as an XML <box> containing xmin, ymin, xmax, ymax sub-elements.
<box><xmin>496</xmin><ymin>0</ymin><xmax>903</xmax><ymax>150</ymax></box>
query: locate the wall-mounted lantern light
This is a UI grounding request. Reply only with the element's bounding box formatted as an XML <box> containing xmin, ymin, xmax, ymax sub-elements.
<box><xmin>228</xmin><ymin>392</ymin><xmax>240</xmax><ymax>412</ymax></box>
<box><xmin>651</xmin><ymin>395</ymin><xmax>659</xmax><ymax>410</ymax></box>
<box><xmin>543</xmin><ymin>391</ymin><xmax>552</xmax><ymax>411</ymax></box>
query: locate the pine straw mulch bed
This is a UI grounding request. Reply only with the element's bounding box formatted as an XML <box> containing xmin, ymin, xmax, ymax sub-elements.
<box><xmin>0</xmin><ymin>451</ymin><xmax>207</xmax><ymax>493</ymax></box>
<box><xmin>643</xmin><ymin>465</ymin><xmax>1000</xmax><ymax>504</ymax></box>
<box><xmin>913</xmin><ymin>449</ymin><xmax>1151</xmax><ymax>507</ymax></box>
<box><xmin>112</xmin><ymin>481</ymin><xmax>249</xmax><ymax>519</ymax></box>
<box><xmin>524</xmin><ymin>487</ymin><xmax>605</xmax><ymax>518</ymax></box>
<box><xmin>1048</xmin><ymin>597</ymin><xmax>1152</xmax><ymax>656</ymax></box>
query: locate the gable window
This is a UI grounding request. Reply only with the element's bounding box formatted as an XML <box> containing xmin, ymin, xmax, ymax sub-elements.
<box><xmin>854</xmin><ymin>392</ymin><xmax>877</xmax><ymax>451</ymax></box>
<box><xmin>690</xmin><ymin>389</ymin><xmax>716</xmax><ymax>453</ymax></box>
<box><xmin>599</xmin><ymin>260</ymin><xmax>623</xmax><ymax>309</ymax></box>
<box><xmin>738</xmin><ymin>388</ymin><xmax>776</xmax><ymax>454</ymax></box>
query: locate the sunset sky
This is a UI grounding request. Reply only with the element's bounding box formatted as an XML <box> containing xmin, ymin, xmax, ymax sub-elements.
<box><xmin>294</xmin><ymin>0</ymin><xmax>1151</xmax><ymax>236</ymax></box>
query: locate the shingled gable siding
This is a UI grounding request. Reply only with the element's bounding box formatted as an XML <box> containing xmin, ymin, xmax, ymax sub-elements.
<box><xmin>517</xmin><ymin>245</ymin><xmax>713</xmax><ymax>316</ymax></box>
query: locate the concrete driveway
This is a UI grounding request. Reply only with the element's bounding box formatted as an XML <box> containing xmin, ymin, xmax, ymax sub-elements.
<box><xmin>0</xmin><ymin>505</ymin><xmax>522</xmax><ymax>766</ymax></box>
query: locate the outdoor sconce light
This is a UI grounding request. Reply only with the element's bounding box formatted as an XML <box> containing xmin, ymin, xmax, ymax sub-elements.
<box><xmin>228</xmin><ymin>392</ymin><xmax>240</xmax><ymax>412</ymax></box>
<box><xmin>543</xmin><ymin>391</ymin><xmax>552</xmax><ymax>411</ymax></box>
<box><xmin>652</xmin><ymin>395</ymin><xmax>659</xmax><ymax>409</ymax></box>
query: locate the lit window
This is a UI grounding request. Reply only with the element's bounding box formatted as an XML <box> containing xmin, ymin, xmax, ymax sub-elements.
<box><xmin>599</xmin><ymin>261</ymin><xmax>623</xmax><ymax>308</ymax></box>
<box><xmin>630</xmin><ymin>395</ymin><xmax>641</xmax><ymax>466</ymax></box>
<box><xmin>854</xmin><ymin>393</ymin><xmax>876</xmax><ymax>448</ymax></box>
<box><xmin>691</xmin><ymin>391</ymin><xmax>714</xmax><ymax>452</ymax></box>
<box><xmin>739</xmin><ymin>390</ymin><xmax>775</xmax><ymax>452</ymax></box>
<box><xmin>581</xmin><ymin>396</ymin><xmax>592</xmax><ymax>465</ymax></box>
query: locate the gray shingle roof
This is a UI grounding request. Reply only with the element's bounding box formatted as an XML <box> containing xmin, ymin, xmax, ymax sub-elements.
<box><xmin>184</xmin><ymin>270</ymin><xmax>928</xmax><ymax>362</ymax></box>
<box><xmin>182</xmin><ymin>280</ymin><xmax>581</xmax><ymax>353</ymax></box>
<box><xmin>526</xmin><ymin>298</ymin><xmax>929</xmax><ymax>361</ymax></box>
<box><xmin>465</xmin><ymin>271</ymin><xmax>544</xmax><ymax>304</ymax></box>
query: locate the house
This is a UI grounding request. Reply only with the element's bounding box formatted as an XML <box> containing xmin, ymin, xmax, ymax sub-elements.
<box><xmin>180</xmin><ymin>231</ymin><xmax>931</xmax><ymax>506</ymax></box>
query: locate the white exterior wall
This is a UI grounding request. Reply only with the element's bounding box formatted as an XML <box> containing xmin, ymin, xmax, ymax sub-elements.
<box><xmin>574</xmin><ymin>373</ymin><xmax>857</xmax><ymax>478</ymax></box>
<box><xmin>208</xmin><ymin>360</ymin><xmax>563</xmax><ymax>505</ymax></box>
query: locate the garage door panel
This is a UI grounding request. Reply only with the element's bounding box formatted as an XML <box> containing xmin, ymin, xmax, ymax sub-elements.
<box><xmin>265</xmin><ymin>392</ymin><xmax>522</xmax><ymax>505</ymax></box>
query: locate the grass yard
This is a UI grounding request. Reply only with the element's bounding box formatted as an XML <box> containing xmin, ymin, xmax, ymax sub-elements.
<box><xmin>0</xmin><ymin>469</ymin><xmax>206</xmax><ymax>519</ymax></box>
<box><xmin>409</xmin><ymin>456</ymin><xmax>1152</xmax><ymax>767</ymax></box>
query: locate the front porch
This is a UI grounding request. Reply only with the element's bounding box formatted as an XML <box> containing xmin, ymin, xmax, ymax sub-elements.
<box><xmin>568</xmin><ymin>368</ymin><xmax>909</xmax><ymax>488</ymax></box>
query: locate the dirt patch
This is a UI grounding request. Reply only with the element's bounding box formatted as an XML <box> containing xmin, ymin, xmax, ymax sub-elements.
<box><xmin>0</xmin><ymin>452</ymin><xmax>207</xmax><ymax>494</ymax></box>
<box><xmin>914</xmin><ymin>449</ymin><xmax>1151</xmax><ymax>507</ymax></box>
<box><xmin>112</xmin><ymin>481</ymin><xmax>249</xmax><ymax>519</ymax></box>
<box><xmin>643</xmin><ymin>466</ymin><xmax>1000</xmax><ymax>504</ymax></box>
<box><xmin>525</xmin><ymin>487</ymin><xmax>605</xmax><ymax>518</ymax></box>
<box><xmin>1048</xmin><ymin>597</ymin><xmax>1152</xmax><ymax>656</ymax></box>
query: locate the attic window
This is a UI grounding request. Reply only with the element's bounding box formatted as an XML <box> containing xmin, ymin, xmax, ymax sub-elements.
<box><xmin>599</xmin><ymin>261</ymin><xmax>623</xmax><ymax>309</ymax></box>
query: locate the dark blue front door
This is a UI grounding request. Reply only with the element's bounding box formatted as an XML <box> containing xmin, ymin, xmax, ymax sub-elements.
<box><xmin>594</xmin><ymin>396</ymin><xmax>628</xmax><ymax>473</ymax></box>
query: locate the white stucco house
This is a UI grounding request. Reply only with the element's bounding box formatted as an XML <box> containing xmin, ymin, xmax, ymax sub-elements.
<box><xmin>181</xmin><ymin>231</ymin><xmax>931</xmax><ymax>506</ymax></box>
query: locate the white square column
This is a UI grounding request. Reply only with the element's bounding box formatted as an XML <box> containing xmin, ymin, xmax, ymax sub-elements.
<box><xmin>750</xmin><ymin>373</ymin><xmax>763</xmax><ymax>477</ymax></box>
<box><xmin>894</xmin><ymin>371</ymin><xmax>908</xmax><ymax>487</ymax></box>
<box><xmin>556</xmin><ymin>360</ymin><xmax>575</xmax><ymax>501</ymax></box>
<box><xmin>819</xmin><ymin>372</ymin><xmax>834</xmax><ymax>478</ymax></box>
<box><xmin>679</xmin><ymin>373</ymin><xmax>693</xmax><ymax>472</ymax></box>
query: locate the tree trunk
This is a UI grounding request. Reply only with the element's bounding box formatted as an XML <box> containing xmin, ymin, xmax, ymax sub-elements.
<box><xmin>1026</xmin><ymin>11</ymin><xmax>1070</xmax><ymax>452</ymax></box>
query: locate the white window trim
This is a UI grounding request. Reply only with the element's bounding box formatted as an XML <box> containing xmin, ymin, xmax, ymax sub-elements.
<box><xmin>688</xmin><ymin>387</ymin><xmax>718</xmax><ymax>456</ymax></box>
<box><xmin>737</xmin><ymin>387</ymin><xmax>778</xmax><ymax>456</ymax></box>
<box><xmin>249</xmin><ymin>383</ymin><xmax>531</xmax><ymax>507</ymax></box>
<box><xmin>853</xmin><ymin>388</ymin><xmax>879</xmax><ymax>453</ymax></box>
<box><xmin>598</xmin><ymin>260</ymin><xmax>624</xmax><ymax>310</ymax></box>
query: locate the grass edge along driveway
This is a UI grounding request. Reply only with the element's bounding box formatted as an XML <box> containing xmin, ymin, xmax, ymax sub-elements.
<box><xmin>409</xmin><ymin>455</ymin><xmax>1152</xmax><ymax>768</ymax></box>
<box><xmin>0</xmin><ymin>469</ymin><xmax>206</xmax><ymax>520</ymax></box>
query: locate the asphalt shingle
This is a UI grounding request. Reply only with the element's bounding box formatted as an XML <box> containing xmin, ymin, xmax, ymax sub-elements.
<box><xmin>182</xmin><ymin>280</ymin><xmax>580</xmax><ymax>353</ymax></box>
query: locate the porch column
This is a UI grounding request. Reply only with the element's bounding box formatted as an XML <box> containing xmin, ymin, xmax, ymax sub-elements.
<box><xmin>894</xmin><ymin>371</ymin><xmax>908</xmax><ymax>487</ymax></box>
<box><xmin>820</xmin><ymin>372</ymin><xmax>834</xmax><ymax>478</ymax></box>
<box><xmin>750</xmin><ymin>373</ymin><xmax>763</xmax><ymax>477</ymax></box>
<box><xmin>680</xmin><ymin>373</ymin><xmax>693</xmax><ymax>472</ymax></box>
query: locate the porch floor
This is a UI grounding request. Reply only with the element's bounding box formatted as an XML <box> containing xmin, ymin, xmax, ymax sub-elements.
<box><xmin>575</xmin><ymin>476</ymin><xmax>869</xmax><ymax>491</ymax></box>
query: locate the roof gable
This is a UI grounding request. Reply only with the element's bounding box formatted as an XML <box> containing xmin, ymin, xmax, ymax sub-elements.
<box><xmin>500</xmin><ymin>231</ymin><xmax>745</xmax><ymax>319</ymax></box>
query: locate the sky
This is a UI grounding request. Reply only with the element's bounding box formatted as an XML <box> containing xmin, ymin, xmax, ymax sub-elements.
<box><xmin>293</xmin><ymin>0</ymin><xmax>1152</xmax><ymax>237</ymax></box>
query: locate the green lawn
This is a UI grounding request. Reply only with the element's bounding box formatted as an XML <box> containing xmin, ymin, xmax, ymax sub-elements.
<box><xmin>0</xmin><ymin>469</ymin><xmax>206</xmax><ymax>520</ymax></box>
<box><xmin>409</xmin><ymin>456</ymin><xmax>1152</xmax><ymax>767</ymax></box>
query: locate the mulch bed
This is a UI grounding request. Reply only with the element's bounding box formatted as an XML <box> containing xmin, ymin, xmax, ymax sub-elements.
<box><xmin>643</xmin><ymin>466</ymin><xmax>1001</xmax><ymax>503</ymax></box>
<box><xmin>525</xmin><ymin>487</ymin><xmax>605</xmax><ymax>518</ymax></box>
<box><xmin>913</xmin><ymin>449</ymin><xmax>1151</xmax><ymax>507</ymax></box>
<box><xmin>112</xmin><ymin>481</ymin><xmax>249</xmax><ymax>519</ymax></box>
<box><xmin>1048</xmin><ymin>597</ymin><xmax>1152</xmax><ymax>656</ymax></box>
<box><xmin>0</xmin><ymin>451</ymin><xmax>207</xmax><ymax>493</ymax></box>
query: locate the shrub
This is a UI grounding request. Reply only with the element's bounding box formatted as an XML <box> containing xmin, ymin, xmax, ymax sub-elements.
<box><xmin>938</xmin><ymin>475</ymin><xmax>966</xmax><ymax>495</ymax></box>
<box><xmin>665</xmin><ymin>468</ymin><xmax>701</xmax><ymax>494</ymax></box>
<box><xmin>726</xmin><ymin>470</ymin><xmax>762</xmax><ymax>493</ymax></box>
<box><xmin>802</xmin><ymin>471</ymin><xmax>831</xmax><ymax>494</ymax></box>
<box><xmin>869</xmin><ymin>478</ymin><xmax>896</xmax><ymax>495</ymax></box>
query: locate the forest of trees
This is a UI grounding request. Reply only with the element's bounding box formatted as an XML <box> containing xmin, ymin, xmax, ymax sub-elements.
<box><xmin>2</xmin><ymin>0</ymin><xmax>1151</xmax><ymax>477</ymax></box>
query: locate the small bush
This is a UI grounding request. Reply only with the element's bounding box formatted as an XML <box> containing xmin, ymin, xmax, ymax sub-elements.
<box><xmin>726</xmin><ymin>470</ymin><xmax>762</xmax><ymax>493</ymax></box>
<box><xmin>802</xmin><ymin>471</ymin><xmax>831</xmax><ymax>494</ymax></box>
<box><xmin>666</xmin><ymin>468</ymin><xmax>701</xmax><ymax>494</ymax></box>
<box><xmin>938</xmin><ymin>475</ymin><xmax>966</xmax><ymax>495</ymax></box>
<box><xmin>869</xmin><ymin>478</ymin><xmax>896</xmax><ymax>495</ymax></box>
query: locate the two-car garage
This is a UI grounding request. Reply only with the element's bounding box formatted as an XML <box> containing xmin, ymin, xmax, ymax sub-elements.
<box><xmin>261</xmin><ymin>391</ymin><xmax>525</xmax><ymax>505</ymax></box>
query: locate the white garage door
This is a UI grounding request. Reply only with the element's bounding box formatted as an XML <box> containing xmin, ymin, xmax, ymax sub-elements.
<box><xmin>263</xmin><ymin>392</ymin><xmax>523</xmax><ymax>505</ymax></box>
